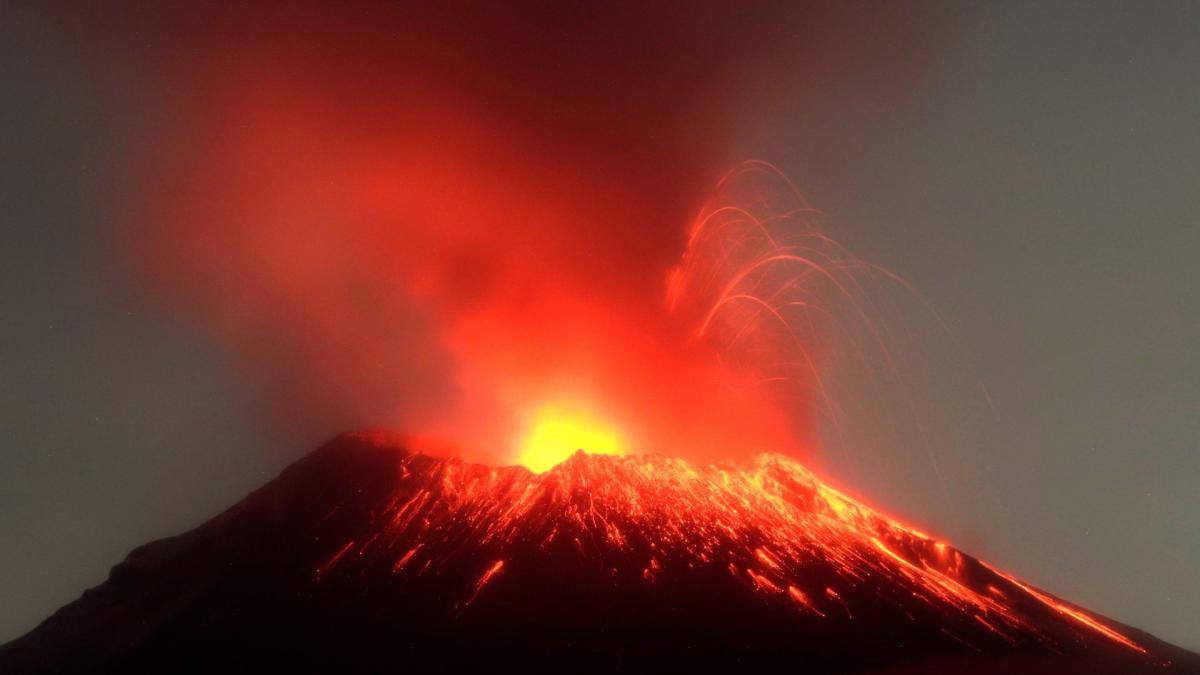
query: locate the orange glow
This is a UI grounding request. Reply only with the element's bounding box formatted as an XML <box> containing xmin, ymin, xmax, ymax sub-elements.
<box><xmin>122</xmin><ymin>13</ymin><xmax>805</xmax><ymax>471</ymax></box>
<box><xmin>515</xmin><ymin>405</ymin><xmax>626</xmax><ymax>472</ymax></box>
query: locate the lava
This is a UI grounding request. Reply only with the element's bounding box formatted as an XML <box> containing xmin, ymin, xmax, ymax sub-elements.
<box><xmin>314</xmin><ymin>434</ymin><xmax>1145</xmax><ymax>656</ymax></box>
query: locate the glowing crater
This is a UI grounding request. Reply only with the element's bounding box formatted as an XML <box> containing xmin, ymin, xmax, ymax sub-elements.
<box><xmin>515</xmin><ymin>404</ymin><xmax>626</xmax><ymax>472</ymax></box>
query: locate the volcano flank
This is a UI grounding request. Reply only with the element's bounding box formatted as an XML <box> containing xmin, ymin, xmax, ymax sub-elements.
<box><xmin>2</xmin><ymin>432</ymin><xmax>1195</xmax><ymax>673</ymax></box>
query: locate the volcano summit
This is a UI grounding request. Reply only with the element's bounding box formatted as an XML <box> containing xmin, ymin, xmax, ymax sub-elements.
<box><xmin>2</xmin><ymin>432</ymin><xmax>1195</xmax><ymax>673</ymax></box>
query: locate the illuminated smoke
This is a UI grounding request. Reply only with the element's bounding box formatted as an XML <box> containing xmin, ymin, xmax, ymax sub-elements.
<box><xmin>89</xmin><ymin>3</ymin><xmax>953</xmax><ymax>471</ymax></box>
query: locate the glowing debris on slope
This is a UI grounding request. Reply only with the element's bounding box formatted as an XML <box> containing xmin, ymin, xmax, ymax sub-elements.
<box><xmin>313</xmin><ymin>444</ymin><xmax>1144</xmax><ymax>655</ymax></box>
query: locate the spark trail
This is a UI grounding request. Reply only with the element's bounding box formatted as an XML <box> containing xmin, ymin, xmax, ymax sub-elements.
<box><xmin>668</xmin><ymin>161</ymin><xmax>957</xmax><ymax>506</ymax></box>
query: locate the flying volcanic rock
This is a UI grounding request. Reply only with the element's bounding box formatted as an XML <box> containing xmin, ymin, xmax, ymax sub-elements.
<box><xmin>2</xmin><ymin>432</ymin><xmax>1196</xmax><ymax>673</ymax></box>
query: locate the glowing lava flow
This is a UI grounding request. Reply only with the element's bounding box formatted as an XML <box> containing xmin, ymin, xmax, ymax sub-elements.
<box><xmin>314</xmin><ymin>433</ymin><xmax>1146</xmax><ymax>656</ymax></box>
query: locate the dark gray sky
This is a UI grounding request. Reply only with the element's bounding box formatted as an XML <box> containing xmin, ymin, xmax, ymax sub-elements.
<box><xmin>2</xmin><ymin>0</ymin><xmax>1197</xmax><ymax>651</ymax></box>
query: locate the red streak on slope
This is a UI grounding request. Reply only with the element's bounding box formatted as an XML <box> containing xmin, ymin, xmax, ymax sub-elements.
<box><xmin>990</xmin><ymin>567</ymin><xmax>1148</xmax><ymax>654</ymax></box>
<box><xmin>462</xmin><ymin>560</ymin><xmax>506</xmax><ymax>609</ymax></box>
<box><xmin>314</xmin><ymin>540</ymin><xmax>356</xmax><ymax>581</ymax></box>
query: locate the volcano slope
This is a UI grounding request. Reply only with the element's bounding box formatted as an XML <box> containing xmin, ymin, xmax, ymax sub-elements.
<box><xmin>2</xmin><ymin>431</ymin><xmax>1195</xmax><ymax>673</ymax></box>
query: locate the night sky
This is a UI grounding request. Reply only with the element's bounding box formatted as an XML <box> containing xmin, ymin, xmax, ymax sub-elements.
<box><xmin>2</xmin><ymin>1</ymin><xmax>1197</xmax><ymax>651</ymax></box>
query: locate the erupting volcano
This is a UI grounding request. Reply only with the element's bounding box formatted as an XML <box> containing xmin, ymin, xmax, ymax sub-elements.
<box><xmin>8</xmin><ymin>2</ymin><xmax>1196</xmax><ymax>671</ymax></box>
<box><xmin>3</xmin><ymin>160</ymin><xmax>1196</xmax><ymax>672</ymax></box>
<box><xmin>2</xmin><ymin>432</ymin><xmax>1194</xmax><ymax>673</ymax></box>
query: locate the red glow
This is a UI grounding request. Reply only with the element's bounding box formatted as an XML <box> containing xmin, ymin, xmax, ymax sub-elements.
<box><xmin>122</xmin><ymin>52</ymin><xmax>805</xmax><ymax>467</ymax></box>
<box><xmin>104</xmin><ymin>3</ymin><xmax>946</xmax><ymax>476</ymax></box>
<box><xmin>101</xmin><ymin>1</ymin><xmax>964</xmax><ymax>478</ymax></box>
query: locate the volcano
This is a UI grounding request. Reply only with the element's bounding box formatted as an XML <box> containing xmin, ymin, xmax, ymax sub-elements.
<box><xmin>2</xmin><ymin>432</ymin><xmax>1195</xmax><ymax>673</ymax></box>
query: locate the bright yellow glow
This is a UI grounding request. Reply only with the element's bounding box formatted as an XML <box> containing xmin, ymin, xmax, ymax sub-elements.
<box><xmin>515</xmin><ymin>405</ymin><xmax>625</xmax><ymax>472</ymax></box>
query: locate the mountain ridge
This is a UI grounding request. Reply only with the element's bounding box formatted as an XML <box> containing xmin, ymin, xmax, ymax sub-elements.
<box><xmin>2</xmin><ymin>431</ymin><xmax>1195</xmax><ymax>673</ymax></box>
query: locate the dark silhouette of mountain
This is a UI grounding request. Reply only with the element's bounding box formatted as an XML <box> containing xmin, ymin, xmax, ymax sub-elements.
<box><xmin>2</xmin><ymin>431</ymin><xmax>1196</xmax><ymax>673</ymax></box>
